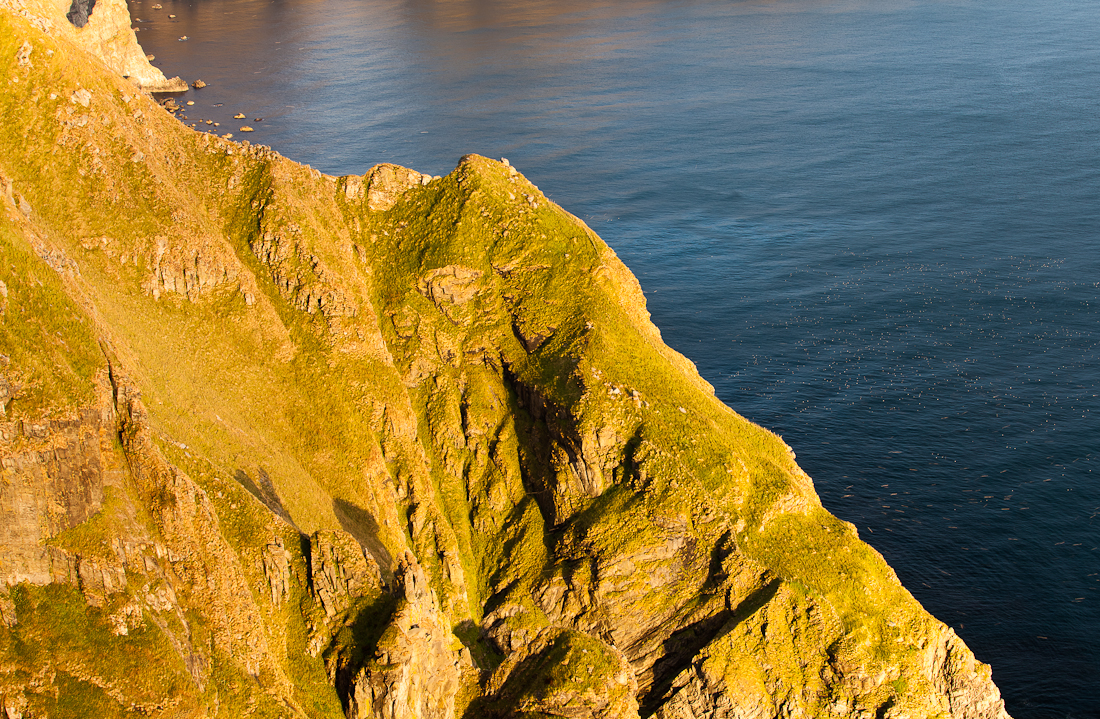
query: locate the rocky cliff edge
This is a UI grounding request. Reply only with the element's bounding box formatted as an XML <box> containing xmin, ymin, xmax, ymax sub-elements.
<box><xmin>0</xmin><ymin>0</ymin><xmax>185</xmax><ymax>90</ymax></box>
<box><xmin>0</xmin><ymin>5</ymin><xmax>1010</xmax><ymax>719</ymax></box>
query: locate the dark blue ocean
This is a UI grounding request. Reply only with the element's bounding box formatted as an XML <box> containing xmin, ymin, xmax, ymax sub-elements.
<box><xmin>130</xmin><ymin>0</ymin><xmax>1100</xmax><ymax>715</ymax></box>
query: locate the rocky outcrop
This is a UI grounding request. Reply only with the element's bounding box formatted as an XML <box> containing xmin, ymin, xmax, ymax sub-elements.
<box><xmin>482</xmin><ymin>628</ymin><xmax>639</xmax><ymax>719</ymax></box>
<box><xmin>0</xmin><ymin>0</ymin><xmax>186</xmax><ymax>90</ymax></box>
<box><xmin>348</xmin><ymin>551</ymin><xmax>470</xmax><ymax>719</ymax></box>
<box><xmin>141</xmin><ymin>233</ymin><xmax>257</xmax><ymax>302</ymax></box>
<box><xmin>310</xmin><ymin>529</ymin><xmax>385</xmax><ymax>623</ymax></box>
<box><xmin>261</xmin><ymin>536</ymin><xmax>292</xmax><ymax>606</ymax></box>
<box><xmin>0</xmin><ymin>408</ymin><xmax>108</xmax><ymax>586</ymax></box>
<box><xmin>350</xmin><ymin>163</ymin><xmax>436</xmax><ymax>212</ymax></box>
<box><xmin>65</xmin><ymin>0</ymin><xmax>94</xmax><ymax>28</ymax></box>
<box><xmin>926</xmin><ymin>626</ymin><xmax>1011</xmax><ymax>719</ymax></box>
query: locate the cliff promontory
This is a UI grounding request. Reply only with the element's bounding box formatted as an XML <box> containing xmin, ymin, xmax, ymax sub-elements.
<box><xmin>0</xmin><ymin>3</ymin><xmax>1010</xmax><ymax>718</ymax></box>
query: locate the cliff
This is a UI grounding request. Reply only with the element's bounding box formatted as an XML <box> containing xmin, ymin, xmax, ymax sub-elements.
<box><xmin>0</xmin><ymin>3</ymin><xmax>1010</xmax><ymax>718</ymax></box>
<box><xmin>0</xmin><ymin>0</ymin><xmax>185</xmax><ymax>90</ymax></box>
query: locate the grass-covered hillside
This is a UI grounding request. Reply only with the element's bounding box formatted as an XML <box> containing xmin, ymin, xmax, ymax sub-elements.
<box><xmin>0</xmin><ymin>6</ymin><xmax>1009</xmax><ymax>719</ymax></box>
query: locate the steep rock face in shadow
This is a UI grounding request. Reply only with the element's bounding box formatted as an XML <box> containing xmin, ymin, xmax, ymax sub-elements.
<box><xmin>478</xmin><ymin>626</ymin><xmax>640</xmax><ymax>719</ymax></box>
<box><xmin>0</xmin><ymin>6</ymin><xmax>1011</xmax><ymax>719</ymax></box>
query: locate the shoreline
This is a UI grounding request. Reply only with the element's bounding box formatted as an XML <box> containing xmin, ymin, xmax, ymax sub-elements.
<box><xmin>0</xmin><ymin>1</ymin><xmax>1019</xmax><ymax>717</ymax></box>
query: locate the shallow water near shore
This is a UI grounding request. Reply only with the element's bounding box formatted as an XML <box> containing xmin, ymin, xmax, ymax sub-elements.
<box><xmin>130</xmin><ymin>0</ymin><xmax>1100</xmax><ymax>715</ymax></box>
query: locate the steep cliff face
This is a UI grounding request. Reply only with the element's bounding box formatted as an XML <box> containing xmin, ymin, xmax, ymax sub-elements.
<box><xmin>0</xmin><ymin>0</ymin><xmax>185</xmax><ymax>90</ymax></box>
<box><xmin>0</xmin><ymin>6</ymin><xmax>1011</xmax><ymax>719</ymax></box>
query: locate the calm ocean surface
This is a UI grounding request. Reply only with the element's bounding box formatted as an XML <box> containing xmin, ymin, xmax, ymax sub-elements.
<box><xmin>129</xmin><ymin>0</ymin><xmax>1099</xmax><ymax>715</ymax></box>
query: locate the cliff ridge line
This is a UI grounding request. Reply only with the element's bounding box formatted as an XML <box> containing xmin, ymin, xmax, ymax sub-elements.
<box><xmin>0</xmin><ymin>6</ymin><xmax>1011</xmax><ymax>719</ymax></box>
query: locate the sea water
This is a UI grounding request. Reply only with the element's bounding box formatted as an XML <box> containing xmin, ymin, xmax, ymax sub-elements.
<box><xmin>129</xmin><ymin>0</ymin><xmax>1100</xmax><ymax>715</ymax></box>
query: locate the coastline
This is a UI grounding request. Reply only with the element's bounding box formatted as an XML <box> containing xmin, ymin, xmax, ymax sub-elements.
<box><xmin>0</xmin><ymin>1</ymin><xmax>1015</xmax><ymax>717</ymax></box>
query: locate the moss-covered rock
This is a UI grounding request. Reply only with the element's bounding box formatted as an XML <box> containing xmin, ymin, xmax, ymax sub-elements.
<box><xmin>0</xmin><ymin>3</ymin><xmax>1010</xmax><ymax>718</ymax></box>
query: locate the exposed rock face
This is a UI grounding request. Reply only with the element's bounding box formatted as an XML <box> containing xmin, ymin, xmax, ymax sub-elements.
<box><xmin>0</xmin><ymin>4</ymin><xmax>1013</xmax><ymax>718</ymax></box>
<box><xmin>64</xmin><ymin>0</ymin><xmax>94</xmax><ymax>27</ymax></box>
<box><xmin>926</xmin><ymin>626</ymin><xmax>1011</xmax><ymax>719</ymax></box>
<box><xmin>311</xmin><ymin>530</ymin><xmax>385</xmax><ymax>622</ymax></box>
<box><xmin>482</xmin><ymin>628</ymin><xmax>639</xmax><ymax>719</ymax></box>
<box><xmin>0</xmin><ymin>0</ymin><xmax>186</xmax><ymax>90</ymax></box>
<box><xmin>356</xmin><ymin>163</ymin><xmax>435</xmax><ymax>211</ymax></box>
<box><xmin>348</xmin><ymin>552</ymin><xmax>470</xmax><ymax>719</ymax></box>
<box><xmin>0</xmin><ymin>402</ymin><xmax>110</xmax><ymax>586</ymax></box>
<box><xmin>64</xmin><ymin>0</ymin><xmax>93</xmax><ymax>27</ymax></box>
<box><xmin>261</xmin><ymin>536</ymin><xmax>292</xmax><ymax>606</ymax></box>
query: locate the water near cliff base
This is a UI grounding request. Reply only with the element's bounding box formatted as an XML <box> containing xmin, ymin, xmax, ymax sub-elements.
<box><xmin>130</xmin><ymin>0</ymin><xmax>1099</xmax><ymax>715</ymax></box>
